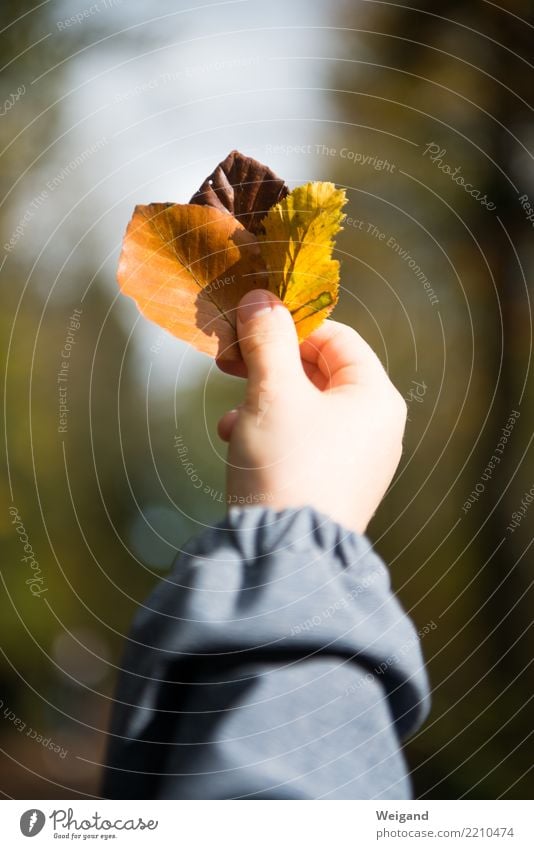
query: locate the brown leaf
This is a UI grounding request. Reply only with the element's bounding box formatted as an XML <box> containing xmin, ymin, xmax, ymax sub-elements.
<box><xmin>189</xmin><ymin>149</ymin><xmax>288</xmax><ymax>235</ymax></box>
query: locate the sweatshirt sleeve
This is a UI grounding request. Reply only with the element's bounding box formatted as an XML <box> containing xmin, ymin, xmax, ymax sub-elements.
<box><xmin>101</xmin><ymin>506</ymin><xmax>431</xmax><ymax>800</ymax></box>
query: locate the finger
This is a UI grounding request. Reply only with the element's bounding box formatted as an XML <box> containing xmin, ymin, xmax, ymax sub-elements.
<box><xmin>302</xmin><ymin>359</ymin><xmax>330</xmax><ymax>390</ymax></box>
<box><xmin>236</xmin><ymin>289</ymin><xmax>305</xmax><ymax>399</ymax></box>
<box><xmin>299</xmin><ymin>320</ymin><xmax>387</xmax><ymax>388</ymax></box>
<box><xmin>215</xmin><ymin>356</ymin><xmax>248</xmax><ymax>379</ymax></box>
<box><xmin>217</xmin><ymin>408</ymin><xmax>240</xmax><ymax>442</ymax></box>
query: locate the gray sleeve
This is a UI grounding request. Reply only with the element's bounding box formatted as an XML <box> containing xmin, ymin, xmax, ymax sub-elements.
<box><xmin>101</xmin><ymin>506</ymin><xmax>431</xmax><ymax>799</ymax></box>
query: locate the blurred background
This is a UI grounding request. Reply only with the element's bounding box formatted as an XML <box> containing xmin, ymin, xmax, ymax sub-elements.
<box><xmin>1</xmin><ymin>0</ymin><xmax>533</xmax><ymax>799</ymax></box>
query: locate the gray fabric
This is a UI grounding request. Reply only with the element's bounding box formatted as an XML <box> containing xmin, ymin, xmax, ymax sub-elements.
<box><xmin>102</xmin><ymin>506</ymin><xmax>430</xmax><ymax>799</ymax></box>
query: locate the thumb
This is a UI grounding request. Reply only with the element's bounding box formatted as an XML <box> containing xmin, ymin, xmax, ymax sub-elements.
<box><xmin>236</xmin><ymin>289</ymin><xmax>304</xmax><ymax>394</ymax></box>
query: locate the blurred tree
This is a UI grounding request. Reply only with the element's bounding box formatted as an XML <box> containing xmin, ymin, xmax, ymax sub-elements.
<box><xmin>330</xmin><ymin>0</ymin><xmax>534</xmax><ymax>798</ymax></box>
<box><xmin>0</xmin><ymin>1</ymin><xmax>157</xmax><ymax>797</ymax></box>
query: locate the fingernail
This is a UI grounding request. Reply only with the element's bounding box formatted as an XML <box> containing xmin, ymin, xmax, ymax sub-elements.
<box><xmin>238</xmin><ymin>289</ymin><xmax>274</xmax><ymax>324</ymax></box>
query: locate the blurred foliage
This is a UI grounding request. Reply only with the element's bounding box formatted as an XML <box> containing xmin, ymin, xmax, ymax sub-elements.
<box><xmin>0</xmin><ymin>0</ymin><xmax>202</xmax><ymax>797</ymax></box>
<box><xmin>327</xmin><ymin>0</ymin><xmax>534</xmax><ymax>799</ymax></box>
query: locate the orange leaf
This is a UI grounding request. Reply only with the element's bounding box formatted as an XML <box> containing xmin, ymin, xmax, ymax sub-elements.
<box><xmin>117</xmin><ymin>201</ymin><xmax>266</xmax><ymax>360</ymax></box>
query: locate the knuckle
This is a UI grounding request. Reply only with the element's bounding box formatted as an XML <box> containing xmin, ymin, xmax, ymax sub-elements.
<box><xmin>396</xmin><ymin>390</ymin><xmax>408</xmax><ymax>421</ymax></box>
<box><xmin>387</xmin><ymin>384</ymin><xmax>408</xmax><ymax>423</ymax></box>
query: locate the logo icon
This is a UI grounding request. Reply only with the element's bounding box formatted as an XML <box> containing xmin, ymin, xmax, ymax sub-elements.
<box><xmin>20</xmin><ymin>809</ymin><xmax>46</xmax><ymax>837</ymax></box>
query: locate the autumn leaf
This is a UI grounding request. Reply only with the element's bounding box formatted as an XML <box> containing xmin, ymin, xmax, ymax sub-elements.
<box><xmin>117</xmin><ymin>202</ymin><xmax>265</xmax><ymax>360</ymax></box>
<box><xmin>259</xmin><ymin>181</ymin><xmax>347</xmax><ymax>340</ymax></box>
<box><xmin>189</xmin><ymin>148</ymin><xmax>288</xmax><ymax>235</ymax></box>
<box><xmin>117</xmin><ymin>151</ymin><xmax>347</xmax><ymax>359</ymax></box>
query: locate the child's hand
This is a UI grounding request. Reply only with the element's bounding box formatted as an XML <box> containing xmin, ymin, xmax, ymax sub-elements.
<box><xmin>216</xmin><ymin>289</ymin><xmax>407</xmax><ymax>534</ymax></box>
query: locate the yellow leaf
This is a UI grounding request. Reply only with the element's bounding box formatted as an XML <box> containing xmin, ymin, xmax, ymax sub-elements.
<box><xmin>258</xmin><ymin>181</ymin><xmax>348</xmax><ymax>339</ymax></box>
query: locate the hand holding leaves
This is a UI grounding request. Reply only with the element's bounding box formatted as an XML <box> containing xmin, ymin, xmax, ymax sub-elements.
<box><xmin>117</xmin><ymin>151</ymin><xmax>347</xmax><ymax>360</ymax></box>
